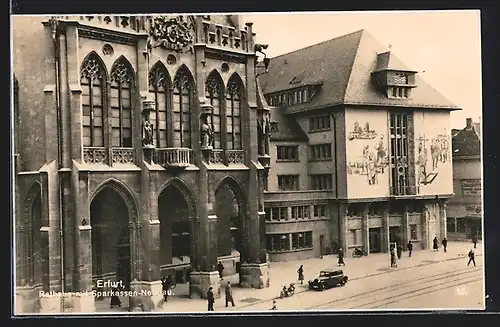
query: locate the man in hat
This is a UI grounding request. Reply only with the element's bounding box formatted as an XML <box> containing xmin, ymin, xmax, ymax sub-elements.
<box><xmin>207</xmin><ymin>286</ymin><xmax>215</xmax><ymax>311</ymax></box>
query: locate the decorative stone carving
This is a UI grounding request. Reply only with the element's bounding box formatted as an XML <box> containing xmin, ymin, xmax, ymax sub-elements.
<box><xmin>102</xmin><ymin>44</ymin><xmax>114</xmax><ymax>56</ymax></box>
<box><xmin>209</xmin><ymin>150</ymin><xmax>224</xmax><ymax>164</ymax></box>
<box><xmin>112</xmin><ymin>148</ymin><xmax>135</xmax><ymax>164</ymax></box>
<box><xmin>81</xmin><ymin>57</ymin><xmax>102</xmax><ymax>82</ymax></box>
<box><xmin>200</xmin><ymin>113</ymin><xmax>213</xmax><ymax>150</ymax></box>
<box><xmin>167</xmin><ymin>54</ymin><xmax>177</xmax><ymax>65</ymax></box>
<box><xmin>227</xmin><ymin>150</ymin><xmax>244</xmax><ymax>164</ymax></box>
<box><xmin>142</xmin><ymin>99</ymin><xmax>156</xmax><ymax>148</ymax></box>
<box><xmin>111</xmin><ymin>61</ymin><xmax>132</xmax><ymax>84</ymax></box>
<box><xmin>148</xmin><ymin>15</ymin><xmax>194</xmax><ymax>52</ymax></box>
<box><xmin>83</xmin><ymin>147</ymin><xmax>107</xmax><ymax>164</ymax></box>
<box><xmin>257</xmin><ymin>113</ymin><xmax>271</xmax><ymax>156</ymax></box>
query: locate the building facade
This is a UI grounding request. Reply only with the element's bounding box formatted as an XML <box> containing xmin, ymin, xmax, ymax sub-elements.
<box><xmin>260</xmin><ymin>30</ymin><xmax>459</xmax><ymax>261</ymax></box>
<box><xmin>12</xmin><ymin>15</ymin><xmax>272</xmax><ymax>313</ymax></box>
<box><xmin>447</xmin><ymin>118</ymin><xmax>482</xmax><ymax>240</ymax></box>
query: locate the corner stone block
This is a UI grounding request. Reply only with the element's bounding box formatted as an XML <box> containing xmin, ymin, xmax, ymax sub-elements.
<box><xmin>239</xmin><ymin>263</ymin><xmax>270</xmax><ymax>289</ymax></box>
<box><xmin>128</xmin><ymin>280</ymin><xmax>164</xmax><ymax>312</ymax></box>
<box><xmin>15</xmin><ymin>286</ymin><xmax>40</xmax><ymax>314</ymax></box>
<box><xmin>189</xmin><ymin>271</ymin><xmax>221</xmax><ymax>299</ymax></box>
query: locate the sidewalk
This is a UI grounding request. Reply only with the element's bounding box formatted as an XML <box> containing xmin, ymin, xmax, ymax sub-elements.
<box><xmin>156</xmin><ymin>241</ymin><xmax>482</xmax><ymax>312</ymax></box>
<box><xmin>94</xmin><ymin>241</ymin><xmax>482</xmax><ymax>312</ymax></box>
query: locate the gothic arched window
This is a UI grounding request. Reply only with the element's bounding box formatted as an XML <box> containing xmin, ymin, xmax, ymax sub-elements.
<box><xmin>110</xmin><ymin>59</ymin><xmax>133</xmax><ymax>147</ymax></box>
<box><xmin>149</xmin><ymin>63</ymin><xmax>170</xmax><ymax>148</ymax></box>
<box><xmin>81</xmin><ymin>54</ymin><xmax>105</xmax><ymax>147</ymax></box>
<box><xmin>172</xmin><ymin>68</ymin><xmax>192</xmax><ymax>148</ymax></box>
<box><xmin>205</xmin><ymin>73</ymin><xmax>223</xmax><ymax>149</ymax></box>
<box><xmin>225</xmin><ymin>78</ymin><xmax>243</xmax><ymax>150</ymax></box>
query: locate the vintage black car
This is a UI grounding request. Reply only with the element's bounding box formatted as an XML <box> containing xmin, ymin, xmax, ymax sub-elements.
<box><xmin>308</xmin><ymin>269</ymin><xmax>348</xmax><ymax>291</ymax></box>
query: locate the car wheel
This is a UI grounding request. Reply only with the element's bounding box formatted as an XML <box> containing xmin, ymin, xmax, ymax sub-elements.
<box><xmin>319</xmin><ymin>284</ymin><xmax>326</xmax><ymax>291</ymax></box>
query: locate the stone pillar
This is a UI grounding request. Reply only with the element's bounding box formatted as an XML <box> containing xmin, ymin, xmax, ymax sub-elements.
<box><xmin>362</xmin><ymin>204</ymin><xmax>370</xmax><ymax>255</ymax></box>
<box><xmin>402</xmin><ymin>204</ymin><xmax>410</xmax><ymax>248</ymax></box>
<box><xmin>421</xmin><ymin>206</ymin><xmax>430</xmax><ymax>250</ymax></box>
<box><xmin>439</xmin><ymin>201</ymin><xmax>447</xmax><ymax>240</ymax></box>
<box><xmin>338</xmin><ymin>203</ymin><xmax>348</xmax><ymax>252</ymax></box>
<box><xmin>382</xmin><ymin>203</ymin><xmax>390</xmax><ymax>253</ymax></box>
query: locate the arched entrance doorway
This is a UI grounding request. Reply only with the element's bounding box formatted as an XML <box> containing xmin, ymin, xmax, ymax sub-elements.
<box><xmin>90</xmin><ymin>186</ymin><xmax>131</xmax><ymax>290</ymax></box>
<box><xmin>20</xmin><ymin>182</ymin><xmax>45</xmax><ymax>289</ymax></box>
<box><xmin>215</xmin><ymin>179</ymin><xmax>245</xmax><ymax>280</ymax></box>
<box><xmin>158</xmin><ymin>183</ymin><xmax>194</xmax><ymax>290</ymax></box>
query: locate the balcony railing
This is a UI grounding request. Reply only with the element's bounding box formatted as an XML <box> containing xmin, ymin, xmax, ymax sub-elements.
<box><xmin>227</xmin><ymin>150</ymin><xmax>244</xmax><ymax>164</ymax></box>
<box><xmin>208</xmin><ymin>149</ymin><xmax>244</xmax><ymax>165</ymax></box>
<box><xmin>83</xmin><ymin>147</ymin><xmax>107</xmax><ymax>164</ymax></box>
<box><xmin>153</xmin><ymin>148</ymin><xmax>192</xmax><ymax>168</ymax></box>
<box><xmin>112</xmin><ymin>147</ymin><xmax>135</xmax><ymax>164</ymax></box>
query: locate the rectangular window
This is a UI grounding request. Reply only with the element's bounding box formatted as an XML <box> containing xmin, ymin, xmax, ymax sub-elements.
<box><xmin>291</xmin><ymin>206</ymin><xmax>310</xmax><ymax>220</ymax></box>
<box><xmin>309</xmin><ymin>115</ymin><xmax>331</xmax><ymax>132</ymax></box>
<box><xmin>310</xmin><ymin>174</ymin><xmax>332</xmax><ymax>190</ymax></box>
<box><xmin>349</xmin><ymin>229</ymin><xmax>359</xmax><ymax>245</ymax></box>
<box><xmin>410</xmin><ymin>224</ymin><xmax>418</xmax><ymax>240</ymax></box>
<box><xmin>291</xmin><ymin>233</ymin><xmax>299</xmax><ymax>250</ymax></box>
<box><xmin>390</xmin><ymin>112</ymin><xmax>410</xmax><ymax>195</ymax></box>
<box><xmin>313</xmin><ymin>204</ymin><xmax>328</xmax><ymax>218</ymax></box>
<box><xmin>310</xmin><ymin>143</ymin><xmax>332</xmax><ymax>161</ymax></box>
<box><xmin>265</xmin><ymin>208</ymin><xmax>271</xmax><ymax>221</ymax></box>
<box><xmin>280</xmin><ymin>234</ymin><xmax>290</xmax><ymax>251</ymax></box>
<box><xmin>276</xmin><ymin>145</ymin><xmax>299</xmax><ymax>161</ymax></box>
<box><xmin>304</xmin><ymin>231</ymin><xmax>313</xmax><ymax>248</ymax></box>
<box><xmin>270</xmin><ymin>207</ymin><xmax>288</xmax><ymax>221</ymax></box>
<box><xmin>278</xmin><ymin>175</ymin><xmax>300</xmax><ymax>191</ymax></box>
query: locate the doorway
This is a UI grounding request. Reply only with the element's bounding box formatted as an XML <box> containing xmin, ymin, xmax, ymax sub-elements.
<box><xmin>319</xmin><ymin>235</ymin><xmax>325</xmax><ymax>257</ymax></box>
<box><xmin>389</xmin><ymin>226</ymin><xmax>401</xmax><ymax>245</ymax></box>
<box><xmin>369</xmin><ymin>228</ymin><xmax>382</xmax><ymax>253</ymax></box>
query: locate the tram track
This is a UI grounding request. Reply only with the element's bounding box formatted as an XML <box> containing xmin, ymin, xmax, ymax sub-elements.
<box><xmin>306</xmin><ymin>265</ymin><xmax>482</xmax><ymax>310</ymax></box>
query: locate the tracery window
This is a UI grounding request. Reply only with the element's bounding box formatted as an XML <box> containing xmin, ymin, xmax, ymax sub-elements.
<box><xmin>149</xmin><ymin>64</ymin><xmax>170</xmax><ymax>148</ymax></box>
<box><xmin>205</xmin><ymin>74</ymin><xmax>223</xmax><ymax>149</ymax></box>
<box><xmin>172</xmin><ymin>69</ymin><xmax>192</xmax><ymax>148</ymax></box>
<box><xmin>81</xmin><ymin>55</ymin><xmax>105</xmax><ymax>147</ymax></box>
<box><xmin>225</xmin><ymin>79</ymin><xmax>242</xmax><ymax>150</ymax></box>
<box><xmin>110</xmin><ymin>60</ymin><xmax>133</xmax><ymax>147</ymax></box>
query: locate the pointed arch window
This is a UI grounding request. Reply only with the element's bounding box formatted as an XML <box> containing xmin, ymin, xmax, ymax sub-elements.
<box><xmin>173</xmin><ymin>69</ymin><xmax>192</xmax><ymax>148</ymax></box>
<box><xmin>81</xmin><ymin>55</ymin><xmax>105</xmax><ymax>147</ymax></box>
<box><xmin>110</xmin><ymin>60</ymin><xmax>133</xmax><ymax>147</ymax></box>
<box><xmin>205</xmin><ymin>74</ymin><xmax>223</xmax><ymax>149</ymax></box>
<box><xmin>149</xmin><ymin>65</ymin><xmax>170</xmax><ymax>148</ymax></box>
<box><xmin>225</xmin><ymin>79</ymin><xmax>242</xmax><ymax>150</ymax></box>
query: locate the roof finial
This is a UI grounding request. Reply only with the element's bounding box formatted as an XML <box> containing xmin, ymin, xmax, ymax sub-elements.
<box><xmin>388</xmin><ymin>44</ymin><xmax>392</xmax><ymax>50</ymax></box>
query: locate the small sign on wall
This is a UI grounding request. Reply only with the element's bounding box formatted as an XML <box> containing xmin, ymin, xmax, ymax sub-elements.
<box><xmin>462</xmin><ymin>179</ymin><xmax>481</xmax><ymax>196</ymax></box>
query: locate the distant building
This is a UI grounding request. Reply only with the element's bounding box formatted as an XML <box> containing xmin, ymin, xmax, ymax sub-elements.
<box><xmin>259</xmin><ymin>30</ymin><xmax>460</xmax><ymax>261</ymax></box>
<box><xmin>447</xmin><ymin>118</ymin><xmax>482</xmax><ymax>240</ymax></box>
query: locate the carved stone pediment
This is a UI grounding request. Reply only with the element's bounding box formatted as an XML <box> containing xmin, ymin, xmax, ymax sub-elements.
<box><xmin>148</xmin><ymin>15</ymin><xmax>195</xmax><ymax>52</ymax></box>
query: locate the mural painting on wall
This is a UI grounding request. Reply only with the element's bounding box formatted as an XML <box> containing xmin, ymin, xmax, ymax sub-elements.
<box><xmin>347</xmin><ymin>121</ymin><xmax>389</xmax><ymax>185</ymax></box>
<box><xmin>415</xmin><ymin>130</ymin><xmax>450</xmax><ymax>185</ymax></box>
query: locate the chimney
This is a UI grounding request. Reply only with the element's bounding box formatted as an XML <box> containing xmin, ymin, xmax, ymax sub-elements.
<box><xmin>466</xmin><ymin>118</ymin><xmax>473</xmax><ymax>129</ymax></box>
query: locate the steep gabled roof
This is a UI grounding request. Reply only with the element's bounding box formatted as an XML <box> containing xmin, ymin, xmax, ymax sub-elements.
<box><xmin>260</xmin><ymin>29</ymin><xmax>460</xmax><ymax>114</ymax></box>
<box><xmin>452</xmin><ymin>125</ymin><xmax>481</xmax><ymax>158</ymax></box>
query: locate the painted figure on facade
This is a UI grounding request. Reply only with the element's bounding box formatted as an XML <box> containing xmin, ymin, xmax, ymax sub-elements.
<box><xmin>201</xmin><ymin>113</ymin><xmax>214</xmax><ymax>149</ymax></box>
<box><xmin>348</xmin><ymin>132</ymin><xmax>388</xmax><ymax>185</ymax></box>
<box><xmin>416</xmin><ymin>140</ymin><xmax>428</xmax><ymax>184</ymax></box>
<box><xmin>416</xmin><ymin>131</ymin><xmax>449</xmax><ymax>186</ymax></box>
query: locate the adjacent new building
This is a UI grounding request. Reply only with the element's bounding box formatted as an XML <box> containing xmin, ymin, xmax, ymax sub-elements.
<box><xmin>447</xmin><ymin>118</ymin><xmax>482</xmax><ymax>240</ymax></box>
<box><xmin>259</xmin><ymin>30</ymin><xmax>460</xmax><ymax>262</ymax></box>
<box><xmin>12</xmin><ymin>15</ymin><xmax>272</xmax><ymax>313</ymax></box>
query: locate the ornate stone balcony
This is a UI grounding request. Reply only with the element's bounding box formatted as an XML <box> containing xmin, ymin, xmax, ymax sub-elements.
<box><xmin>208</xmin><ymin>149</ymin><xmax>244</xmax><ymax>165</ymax></box>
<box><xmin>227</xmin><ymin>150</ymin><xmax>244</xmax><ymax>164</ymax></box>
<box><xmin>153</xmin><ymin>148</ymin><xmax>192</xmax><ymax>168</ymax></box>
<box><xmin>83</xmin><ymin>147</ymin><xmax>107</xmax><ymax>164</ymax></box>
<box><xmin>111</xmin><ymin>147</ymin><xmax>135</xmax><ymax>164</ymax></box>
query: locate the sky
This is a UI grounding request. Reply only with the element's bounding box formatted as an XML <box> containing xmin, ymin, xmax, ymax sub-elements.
<box><xmin>240</xmin><ymin>11</ymin><xmax>482</xmax><ymax>130</ymax></box>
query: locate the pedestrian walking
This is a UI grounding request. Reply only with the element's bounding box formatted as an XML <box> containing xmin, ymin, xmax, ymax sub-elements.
<box><xmin>407</xmin><ymin>240</ymin><xmax>413</xmax><ymax>257</ymax></box>
<box><xmin>161</xmin><ymin>276</ymin><xmax>168</xmax><ymax>302</ymax></box>
<box><xmin>207</xmin><ymin>286</ymin><xmax>215</xmax><ymax>311</ymax></box>
<box><xmin>225</xmin><ymin>281</ymin><xmax>235</xmax><ymax>307</ymax></box>
<box><xmin>217</xmin><ymin>261</ymin><xmax>224</xmax><ymax>280</ymax></box>
<box><xmin>270</xmin><ymin>300</ymin><xmax>277</xmax><ymax>310</ymax></box>
<box><xmin>433</xmin><ymin>236</ymin><xmax>439</xmax><ymax>252</ymax></box>
<box><xmin>337</xmin><ymin>248</ymin><xmax>345</xmax><ymax>266</ymax></box>
<box><xmin>467</xmin><ymin>249</ymin><xmax>476</xmax><ymax>267</ymax></box>
<box><xmin>390</xmin><ymin>248</ymin><xmax>397</xmax><ymax>268</ymax></box>
<box><xmin>442</xmin><ymin>238</ymin><xmax>448</xmax><ymax>252</ymax></box>
<box><xmin>396</xmin><ymin>243</ymin><xmax>403</xmax><ymax>259</ymax></box>
<box><xmin>110</xmin><ymin>286</ymin><xmax>122</xmax><ymax>308</ymax></box>
<box><xmin>297</xmin><ymin>265</ymin><xmax>304</xmax><ymax>285</ymax></box>
<box><xmin>472</xmin><ymin>234</ymin><xmax>478</xmax><ymax>249</ymax></box>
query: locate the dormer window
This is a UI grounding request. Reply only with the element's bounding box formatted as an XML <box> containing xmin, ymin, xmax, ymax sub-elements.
<box><xmin>371</xmin><ymin>51</ymin><xmax>417</xmax><ymax>100</ymax></box>
<box><xmin>394</xmin><ymin>73</ymin><xmax>408</xmax><ymax>85</ymax></box>
<box><xmin>390</xmin><ymin>87</ymin><xmax>409</xmax><ymax>99</ymax></box>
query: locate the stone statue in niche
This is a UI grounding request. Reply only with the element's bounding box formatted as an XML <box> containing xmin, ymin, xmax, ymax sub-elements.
<box><xmin>142</xmin><ymin>118</ymin><xmax>155</xmax><ymax>148</ymax></box>
<box><xmin>257</xmin><ymin>113</ymin><xmax>271</xmax><ymax>156</ymax></box>
<box><xmin>148</xmin><ymin>15</ymin><xmax>194</xmax><ymax>52</ymax></box>
<box><xmin>200</xmin><ymin>113</ymin><xmax>213</xmax><ymax>150</ymax></box>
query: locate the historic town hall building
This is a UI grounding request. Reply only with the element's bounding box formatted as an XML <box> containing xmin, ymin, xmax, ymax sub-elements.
<box><xmin>260</xmin><ymin>30</ymin><xmax>460</xmax><ymax>262</ymax></box>
<box><xmin>13</xmin><ymin>15</ymin><xmax>272</xmax><ymax>313</ymax></box>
